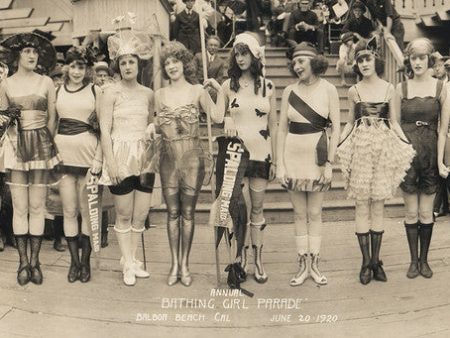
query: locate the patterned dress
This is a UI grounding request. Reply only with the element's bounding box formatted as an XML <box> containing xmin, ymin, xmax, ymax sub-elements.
<box><xmin>226</xmin><ymin>78</ymin><xmax>274</xmax><ymax>179</ymax></box>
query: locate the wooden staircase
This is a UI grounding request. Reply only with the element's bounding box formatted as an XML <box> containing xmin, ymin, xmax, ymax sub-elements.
<box><xmin>150</xmin><ymin>48</ymin><xmax>406</xmax><ymax>225</ymax></box>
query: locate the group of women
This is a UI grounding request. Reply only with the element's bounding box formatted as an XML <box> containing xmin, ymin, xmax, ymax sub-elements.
<box><xmin>0</xmin><ymin>28</ymin><xmax>447</xmax><ymax>289</ymax></box>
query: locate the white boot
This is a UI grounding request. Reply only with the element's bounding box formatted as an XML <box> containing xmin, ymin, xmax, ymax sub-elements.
<box><xmin>251</xmin><ymin>221</ymin><xmax>268</xmax><ymax>283</ymax></box>
<box><xmin>114</xmin><ymin>226</ymin><xmax>136</xmax><ymax>286</ymax></box>
<box><xmin>130</xmin><ymin>226</ymin><xmax>150</xmax><ymax>278</ymax></box>
<box><xmin>309</xmin><ymin>235</ymin><xmax>327</xmax><ymax>285</ymax></box>
<box><xmin>290</xmin><ymin>235</ymin><xmax>309</xmax><ymax>286</ymax></box>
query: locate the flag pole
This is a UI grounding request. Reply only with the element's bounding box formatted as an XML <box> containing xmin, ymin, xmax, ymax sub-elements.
<box><xmin>199</xmin><ymin>11</ymin><xmax>223</xmax><ymax>286</ymax></box>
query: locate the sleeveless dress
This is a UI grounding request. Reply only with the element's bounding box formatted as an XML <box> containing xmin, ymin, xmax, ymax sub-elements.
<box><xmin>400</xmin><ymin>80</ymin><xmax>443</xmax><ymax>195</ymax></box>
<box><xmin>54</xmin><ymin>84</ymin><xmax>98</xmax><ymax>176</ymax></box>
<box><xmin>282</xmin><ymin>79</ymin><xmax>333</xmax><ymax>192</ymax></box>
<box><xmin>155</xmin><ymin>88</ymin><xmax>211</xmax><ymax>194</ymax></box>
<box><xmin>227</xmin><ymin>78</ymin><xmax>273</xmax><ymax>179</ymax></box>
<box><xmin>337</xmin><ymin>84</ymin><xmax>415</xmax><ymax>201</ymax></box>
<box><xmin>2</xmin><ymin>76</ymin><xmax>61</xmax><ymax>185</ymax></box>
<box><xmin>99</xmin><ymin>84</ymin><xmax>153</xmax><ymax>186</ymax></box>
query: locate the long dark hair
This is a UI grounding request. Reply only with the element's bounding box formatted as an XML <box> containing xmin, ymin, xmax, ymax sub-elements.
<box><xmin>228</xmin><ymin>43</ymin><xmax>265</xmax><ymax>96</ymax></box>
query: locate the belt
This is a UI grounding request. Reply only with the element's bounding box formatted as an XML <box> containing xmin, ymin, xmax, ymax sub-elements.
<box><xmin>289</xmin><ymin>122</ymin><xmax>323</xmax><ymax>134</ymax></box>
<box><xmin>402</xmin><ymin>120</ymin><xmax>437</xmax><ymax>128</ymax></box>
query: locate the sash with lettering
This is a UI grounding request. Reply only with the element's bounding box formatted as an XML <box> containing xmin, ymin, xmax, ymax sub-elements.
<box><xmin>85</xmin><ymin>171</ymin><xmax>102</xmax><ymax>254</ymax></box>
<box><xmin>211</xmin><ymin>136</ymin><xmax>253</xmax><ymax>296</ymax></box>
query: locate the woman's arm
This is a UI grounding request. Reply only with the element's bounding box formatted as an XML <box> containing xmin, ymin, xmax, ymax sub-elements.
<box><xmin>388</xmin><ymin>84</ymin><xmax>408</xmax><ymax>140</ymax></box>
<box><xmin>99</xmin><ymin>86</ymin><xmax>120</xmax><ymax>184</ymax></box>
<box><xmin>339</xmin><ymin>86</ymin><xmax>356</xmax><ymax>142</ymax></box>
<box><xmin>199</xmin><ymin>81</ymin><xmax>225</xmax><ymax>124</ymax></box>
<box><xmin>327</xmin><ymin>83</ymin><xmax>340</xmax><ymax>164</ymax></box>
<box><xmin>91</xmin><ymin>85</ymin><xmax>103</xmax><ymax>173</ymax></box>
<box><xmin>0</xmin><ymin>82</ymin><xmax>10</xmax><ymax>126</ymax></box>
<box><xmin>438</xmin><ymin>84</ymin><xmax>450</xmax><ymax>177</ymax></box>
<box><xmin>268</xmin><ymin>80</ymin><xmax>277</xmax><ymax>180</ymax></box>
<box><xmin>46</xmin><ymin>77</ymin><xmax>57</xmax><ymax>136</ymax></box>
<box><xmin>276</xmin><ymin>86</ymin><xmax>290</xmax><ymax>182</ymax></box>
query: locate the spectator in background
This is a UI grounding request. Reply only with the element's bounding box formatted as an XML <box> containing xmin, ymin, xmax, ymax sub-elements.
<box><xmin>288</xmin><ymin>0</ymin><xmax>321</xmax><ymax>52</ymax></box>
<box><xmin>336</xmin><ymin>32</ymin><xmax>355</xmax><ymax>86</ymax></box>
<box><xmin>173</xmin><ymin>0</ymin><xmax>202</xmax><ymax>54</ymax></box>
<box><xmin>49</xmin><ymin>64</ymin><xmax>64</xmax><ymax>87</ymax></box>
<box><xmin>432</xmin><ymin>52</ymin><xmax>449</xmax><ymax>83</ymax></box>
<box><xmin>93</xmin><ymin>61</ymin><xmax>113</xmax><ymax>88</ymax></box>
<box><xmin>194</xmin><ymin>35</ymin><xmax>225</xmax><ymax>85</ymax></box>
<box><xmin>311</xmin><ymin>0</ymin><xmax>326</xmax><ymax>54</ymax></box>
<box><xmin>342</xmin><ymin>1</ymin><xmax>375</xmax><ymax>42</ymax></box>
<box><xmin>82</xmin><ymin>29</ymin><xmax>110</xmax><ymax>62</ymax></box>
<box><xmin>363</xmin><ymin>0</ymin><xmax>405</xmax><ymax>51</ymax></box>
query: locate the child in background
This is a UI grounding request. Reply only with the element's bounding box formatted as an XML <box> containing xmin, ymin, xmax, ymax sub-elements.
<box><xmin>336</xmin><ymin>32</ymin><xmax>355</xmax><ymax>86</ymax></box>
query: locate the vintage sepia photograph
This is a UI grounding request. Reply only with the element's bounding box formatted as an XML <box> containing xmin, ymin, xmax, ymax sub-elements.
<box><xmin>0</xmin><ymin>0</ymin><xmax>450</xmax><ymax>337</ymax></box>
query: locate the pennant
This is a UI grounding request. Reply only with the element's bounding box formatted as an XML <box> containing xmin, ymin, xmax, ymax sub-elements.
<box><xmin>85</xmin><ymin>171</ymin><xmax>103</xmax><ymax>253</ymax></box>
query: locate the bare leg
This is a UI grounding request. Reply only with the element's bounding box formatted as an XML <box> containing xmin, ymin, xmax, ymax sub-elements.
<box><xmin>307</xmin><ymin>192</ymin><xmax>327</xmax><ymax>285</ymax></box>
<box><xmin>131</xmin><ymin>190</ymin><xmax>152</xmax><ymax>278</ymax></box>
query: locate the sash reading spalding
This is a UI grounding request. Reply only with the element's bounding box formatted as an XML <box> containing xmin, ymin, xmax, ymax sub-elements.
<box><xmin>214</xmin><ymin>136</ymin><xmax>249</xmax><ymax>249</ymax></box>
<box><xmin>85</xmin><ymin>171</ymin><xmax>103</xmax><ymax>253</ymax></box>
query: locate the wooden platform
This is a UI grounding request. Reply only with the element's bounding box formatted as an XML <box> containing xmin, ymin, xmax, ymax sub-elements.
<box><xmin>0</xmin><ymin>216</ymin><xmax>450</xmax><ymax>338</ymax></box>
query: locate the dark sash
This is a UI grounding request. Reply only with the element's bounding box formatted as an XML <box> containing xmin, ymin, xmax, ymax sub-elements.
<box><xmin>58</xmin><ymin>117</ymin><xmax>99</xmax><ymax>137</ymax></box>
<box><xmin>288</xmin><ymin>91</ymin><xmax>330</xmax><ymax>166</ymax></box>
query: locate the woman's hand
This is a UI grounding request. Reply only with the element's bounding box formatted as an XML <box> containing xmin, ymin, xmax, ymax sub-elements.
<box><xmin>318</xmin><ymin>162</ymin><xmax>333</xmax><ymax>185</ymax></box>
<box><xmin>106</xmin><ymin>161</ymin><xmax>121</xmax><ymax>185</ymax></box>
<box><xmin>90</xmin><ymin>159</ymin><xmax>103</xmax><ymax>176</ymax></box>
<box><xmin>439</xmin><ymin>162</ymin><xmax>449</xmax><ymax>178</ymax></box>
<box><xmin>0</xmin><ymin>115</ymin><xmax>10</xmax><ymax>127</ymax></box>
<box><xmin>277</xmin><ymin>164</ymin><xmax>289</xmax><ymax>186</ymax></box>
<box><xmin>145</xmin><ymin>123</ymin><xmax>156</xmax><ymax>141</ymax></box>
<box><xmin>224</xmin><ymin>116</ymin><xmax>237</xmax><ymax>137</ymax></box>
<box><xmin>269</xmin><ymin>163</ymin><xmax>277</xmax><ymax>181</ymax></box>
<box><xmin>203</xmin><ymin>78</ymin><xmax>221</xmax><ymax>92</ymax></box>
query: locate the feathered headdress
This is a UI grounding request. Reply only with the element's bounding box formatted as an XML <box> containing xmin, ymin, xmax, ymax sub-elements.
<box><xmin>107</xmin><ymin>12</ymin><xmax>153</xmax><ymax>61</ymax></box>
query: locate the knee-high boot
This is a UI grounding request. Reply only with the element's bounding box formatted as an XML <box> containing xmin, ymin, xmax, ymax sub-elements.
<box><xmin>418</xmin><ymin>222</ymin><xmax>433</xmax><ymax>278</ymax></box>
<box><xmin>356</xmin><ymin>232</ymin><xmax>371</xmax><ymax>285</ymax></box>
<box><xmin>101</xmin><ymin>211</ymin><xmax>109</xmax><ymax>248</ymax></box>
<box><xmin>66</xmin><ymin>236</ymin><xmax>80</xmax><ymax>283</ymax></box>
<box><xmin>251</xmin><ymin>221</ymin><xmax>268</xmax><ymax>283</ymax></box>
<box><xmin>405</xmin><ymin>222</ymin><xmax>419</xmax><ymax>278</ymax></box>
<box><xmin>80</xmin><ymin>234</ymin><xmax>92</xmax><ymax>283</ymax></box>
<box><xmin>29</xmin><ymin>235</ymin><xmax>43</xmax><ymax>285</ymax></box>
<box><xmin>114</xmin><ymin>226</ymin><xmax>135</xmax><ymax>286</ymax></box>
<box><xmin>370</xmin><ymin>230</ymin><xmax>387</xmax><ymax>282</ymax></box>
<box><xmin>309</xmin><ymin>235</ymin><xmax>327</xmax><ymax>285</ymax></box>
<box><xmin>15</xmin><ymin>234</ymin><xmax>30</xmax><ymax>285</ymax></box>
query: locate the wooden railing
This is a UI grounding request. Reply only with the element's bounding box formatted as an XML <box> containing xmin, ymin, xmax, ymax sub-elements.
<box><xmin>380</xmin><ymin>34</ymin><xmax>405</xmax><ymax>85</ymax></box>
<box><xmin>394</xmin><ymin>0</ymin><xmax>450</xmax><ymax>16</ymax></box>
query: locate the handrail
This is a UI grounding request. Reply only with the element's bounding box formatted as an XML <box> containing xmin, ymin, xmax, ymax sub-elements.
<box><xmin>380</xmin><ymin>34</ymin><xmax>405</xmax><ymax>86</ymax></box>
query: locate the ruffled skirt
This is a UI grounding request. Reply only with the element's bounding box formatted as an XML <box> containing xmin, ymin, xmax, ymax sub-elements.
<box><xmin>1</xmin><ymin>127</ymin><xmax>61</xmax><ymax>186</ymax></box>
<box><xmin>337</xmin><ymin>121</ymin><xmax>415</xmax><ymax>201</ymax></box>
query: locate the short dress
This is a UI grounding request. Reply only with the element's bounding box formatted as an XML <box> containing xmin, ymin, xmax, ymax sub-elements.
<box><xmin>99</xmin><ymin>84</ymin><xmax>155</xmax><ymax>190</ymax></box>
<box><xmin>337</xmin><ymin>84</ymin><xmax>415</xmax><ymax>201</ymax></box>
<box><xmin>1</xmin><ymin>76</ymin><xmax>61</xmax><ymax>185</ymax></box>
<box><xmin>54</xmin><ymin>84</ymin><xmax>99</xmax><ymax>176</ymax></box>
<box><xmin>282</xmin><ymin>79</ymin><xmax>334</xmax><ymax>192</ymax></box>
<box><xmin>227</xmin><ymin>78</ymin><xmax>274</xmax><ymax>179</ymax></box>
<box><xmin>400</xmin><ymin>80</ymin><xmax>443</xmax><ymax>195</ymax></box>
<box><xmin>154</xmin><ymin>88</ymin><xmax>212</xmax><ymax>195</ymax></box>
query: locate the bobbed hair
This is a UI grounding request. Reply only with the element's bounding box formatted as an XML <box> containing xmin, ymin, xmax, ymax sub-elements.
<box><xmin>287</xmin><ymin>55</ymin><xmax>329</xmax><ymax>78</ymax></box>
<box><xmin>62</xmin><ymin>61</ymin><xmax>94</xmax><ymax>86</ymax></box>
<box><xmin>352</xmin><ymin>41</ymin><xmax>385</xmax><ymax>77</ymax></box>
<box><xmin>403</xmin><ymin>38</ymin><xmax>436</xmax><ymax>78</ymax></box>
<box><xmin>228</xmin><ymin>42</ymin><xmax>265</xmax><ymax>95</ymax></box>
<box><xmin>160</xmin><ymin>41</ymin><xmax>197</xmax><ymax>84</ymax></box>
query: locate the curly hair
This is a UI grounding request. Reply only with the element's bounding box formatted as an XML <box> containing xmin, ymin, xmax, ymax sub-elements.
<box><xmin>160</xmin><ymin>41</ymin><xmax>197</xmax><ymax>84</ymax></box>
<box><xmin>287</xmin><ymin>55</ymin><xmax>329</xmax><ymax>78</ymax></box>
<box><xmin>110</xmin><ymin>54</ymin><xmax>143</xmax><ymax>76</ymax></box>
<box><xmin>228</xmin><ymin>43</ymin><xmax>265</xmax><ymax>96</ymax></box>
<box><xmin>62</xmin><ymin>60</ymin><xmax>94</xmax><ymax>86</ymax></box>
<box><xmin>403</xmin><ymin>38</ymin><xmax>435</xmax><ymax>78</ymax></box>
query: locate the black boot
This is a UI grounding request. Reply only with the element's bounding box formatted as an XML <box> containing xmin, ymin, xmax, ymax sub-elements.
<box><xmin>101</xmin><ymin>211</ymin><xmax>109</xmax><ymax>248</ymax></box>
<box><xmin>356</xmin><ymin>232</ymin><xmax>371</xmax><ymax>285</ymax></box>
<box><xmin>29</xmin><ymin>235</ymin><xmax>43</xmax><ymax>285</ymax></box>
<box><xmin>53</xmin><ymin>216</ymin><xmax>66</xmax><ymax>252</ymax></box>
<box><xmin>15</xmin><ymin>234</ymin><xmax>30</xmax><ymax>286</ymax></box>
<box><xmin>405</xmin><ymin>222</ymin><xmax>420</xmax><ymax>278</ymax></box>
<box><xmin>0</xmin><ymin>230</ymin><xmax>4</xmax><ymax>252</ymax></box>
<box><xmin>370</xmin><ymin>230</ymin><xmax>387</xmax><ymax>282</ymax></box>
<box><xmin>418</xmin><ymin>223</ymin><xmax>433</xmax><ymax>278</ymax></box>
<box><xmin>80</xmin><ymin>234</ymin><xmax>92</xmax><ymax>283</ymax></box>
<box><xmin>66</xmin><ymin>236</ymin><xmax>80</xmax><ymax>283</ymax></box>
